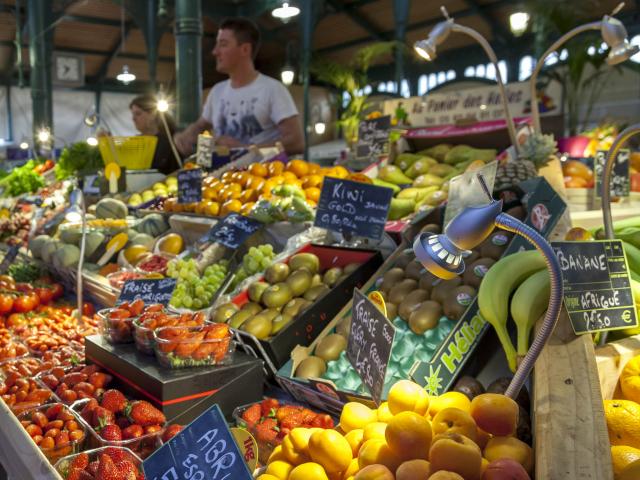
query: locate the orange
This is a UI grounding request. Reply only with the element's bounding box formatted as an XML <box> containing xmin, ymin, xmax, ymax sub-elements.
<box><xmin>247</xmin><ymin>175</ymin><xmax>265</xmax><ymax>191</ymax></box>
<box><xmin>620</xmin><ymin>458</ymin><xmax>640</xmax><ymax>480</ymax></box>
<box><xmin>270</xmin><ymin>175</ymin><xmax>286</xmax><ymax>186</ymax></box>
<box><xmin>240</xmin><ymin>202</ymin><xmax>255</xmax><ymax>215</ymax></box>
<box><xmin>221</xmin><ymin>171</ymin><xmax>235</xmax><ymax>183</ymax></box>
<box><xmin>283</xmin><ymin>171</ymin><xmax>299</xmax><ymax>182</ymax></box>
<box><xmin>347</xmin><ymin>173</ymin><xmax>373</xmax><ymax>184</ymax></box>
<box><xmin>385</xmin><ymin>411</ymin><xmax>432</xmax><ymax>461</ymax></box>
<box><xmin>194</xmin><ymin>201</ymin><xmax>208</xmax><ymax>214</ymax></box>
<box><xmin>621</xmin><ymin>356</ymin><xmax>640</xmax><ymax>403</ymax></box>
<box><xmin>332</xmin><ymin>166</ymin><xmax>349</xmax><ymax>178</ymax></box>
<box><xmin>221</xmin><ymin>199</ymin><xmax>242</xmax><ymax>215</ymax></box>
<box><xmin>240</xmin><ymin>188</ymin><xmax>257</xmax><ymax>203</ymax></box>
<box><xmin>203</xmin><ymin>186</ymin><xmax>217</xmax><ymax>200</ymax></box>
<box><xmin>428</xmin><ymin>392</ymin><xmax>471</xmax><ymax>418</ymax></box>
<box><xmin>287</xmin><ymin>159</ymin><xmax>310</xmax><ymax>177</ymax></box>
<box><xmin>387</xmin><ymin>380</ymin><xmax>430</xmax><ymax>416</ymax></box>
<box><xmin>302</xmin><ymin>174</ymin><xmax>323</xmax><ymax>189</ymax></box>
<box><xmin>163</xmin><ymin>197</ymin><xmax>177</xmax><ymax>212</ymax></box>
<box><xmin>268</xmin><ymin>160</ymin><xmax>285</xmax><ymax>176</ymax></box>
<box><xmin>227</xmin><ymin>182</ymin><xmax>242</xmax><ymax>194</ymax></box>
<box><xmin>307</xmin><ymin>162</ymin><xmax>321</xmax><ymax>174</ymax></box>
<box><xmin>611</xmin><ymin>446</ymin><xmax>640</xmax><ymax>477</ymax></box>
<box><xmin>604</xmin><ymin>399</ymin><xmax>640</xmax><ymax>449</ymax></box>
<box><xmin>262</xmin><ymin>179</ymin><xmax>281</xmax><ymax>195</ymax></box>
<box><xmin>207</xmin><ymin>202</ymin><xmax>220</xmax><ymax>216</ymax></box>
<box><xmin>305</xmin><ymin>187</ymin><xmax>321</xmax><ymax>203</ymax></box>
<box><xmin>249</xmin><ymin>162</ymin><xmax>268</xmax><ymax>177</ymax></box>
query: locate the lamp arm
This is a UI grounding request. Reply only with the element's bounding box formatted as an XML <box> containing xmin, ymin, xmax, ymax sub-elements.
<box><xmin>76</xmin><ymin>190</ymin><xmax>86</xmax><ymax>327</ymax></box>
<box><xmin>160</xmin><ymin>113</ymin><xmax>183</xmax><ymax>169</ymax></box>
<box><xmin>601</xmin><ymin>123</ymin><xmax>640</xmax><ymax>239</ymax></box>
<box><xmin>529</xmin><ymin>21</ymin><xmax>601</xmax><ymax>133</ymax></box>
<box><xmin>452</xmin><ymin>23</ymin><xmax>520</xmax><ymax>154</ymax></box>
<box><xmin>494</xmin><ymin>213</ymin><xmax>564</xmax><ymax>399</ymax></box>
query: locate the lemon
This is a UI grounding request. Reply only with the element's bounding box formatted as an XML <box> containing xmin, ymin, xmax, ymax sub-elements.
<box><xmin>621</xmin><ymin>356</ymin><xmax>640</xmax><ymax>403</ymax></box>
<box><xmin>604</xmin><ymin>399</ymin><xmax>640</xmax><ymax>449</ymax></box>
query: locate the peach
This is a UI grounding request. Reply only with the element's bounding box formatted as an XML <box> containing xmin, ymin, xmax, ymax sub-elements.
<box><xmin>484</xmin><ymin>436</ymin><xmax>533</xmax><ymax>475</ymax></box>
<box><xmin>429</xmin><ymin>433</ymin><xmax>482</xmax><ymax>480</ymax></box>
<box><xmin>470</xmin><ymin>394</ymin><xmax>518</xmax><ymax>437</ymax></box>
<box><xmin>358</xmin><ymin>439</ymin><xmax>403</xmax><ymax>472</ymax></box>
<box><xmin>475</xmin><ymin>428</ymin><xmax>492</xmax><ymax>450</ymax></box>
<box><xmin>432</xmin><ymin>408</ymin><xmax>478</xmax><ymax>443</ymax></box>
<box><xmin>354</xmin><ymin>464</ymin><xmax>394</xmax><ymax>480</ymax></box>
<box><xmin>385</xmin><ymin>411</ymin><xmax>432</xmax><ymax>461</ymax></box>
<box><xmin>481</xmin><ymin>458</ymin><xmax>531</xmax><ymax>479</ymax></box>
<box><xmin>428</xmin><ymin>472</ymin><xmax>464</xmax><ymax>479</ymax></box>
<box><xmin>396</xmin><ymin>459</ymin><xmax>431</xmax><ymax>480</ymax></box>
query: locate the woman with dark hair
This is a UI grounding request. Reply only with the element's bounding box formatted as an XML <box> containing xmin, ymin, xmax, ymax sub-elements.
<box><xmin>129</xmin><ymin>94</ymin><xmax>182</xmax><ymax>174</ymax></box>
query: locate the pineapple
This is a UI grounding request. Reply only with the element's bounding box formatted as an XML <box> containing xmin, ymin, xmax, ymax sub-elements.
<box><xmin>494</xmin><ymin>133</ymin><xmax>558</xmax><ymax>191</ymax></box>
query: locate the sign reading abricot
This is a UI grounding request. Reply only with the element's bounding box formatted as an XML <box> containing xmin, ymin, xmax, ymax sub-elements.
<box><xmin>595</xmin><ymin>149</ymin><xmax>630</xmax><ymax>198</ymax></box>
<box><xmin>552</xmin><ymin>240</ymin><xmax>638</xmax><ymax>334</ymax></box>
<box><xmin>347</xmin><ymin>288</ymin><xmax>395</xmax><ymax>405</ymax></box>
<box><xmin>356</xmin><ymin>115</ymin><xmax>391</xmax><ymax>160</ymax></box>
<box><xmin>117</xmin><ymin>278</ymin><xmax>177</xmax><ymax>306</ymax></box>
<box><xmin>178</xmin><ymin>168</ymin><xmax>203</xmax><ymax>204</ymax></box>
<box><xmin>143</xmin><ymin>404</ymin><xmax>252</xmax><ymax>480</ymax></box>
<box><xmin>202</xmin><ymin>213</ymin><xmax>262</xmax><ymax>249</ymax></box>
<box><xmin>314</xmin><ymin>177</ymin><xmax>393</xmax><ymax>241</ymax></box>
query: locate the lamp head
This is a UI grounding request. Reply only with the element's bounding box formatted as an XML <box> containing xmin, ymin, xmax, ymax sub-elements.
<box><xmin>84</xmin><ymin>107</ymin><xmax>98</xmax><ymax>127</ymax></box>
<box><xmin>157</xmin><ymin>98</ymin><xmax>170</xmax><ymax>113</ymax></box>
<box><xmin>414</xmin><ymin>20</ymin><xmax>452</xmax><ymax>62</ymax></box>
<box><xmin>281</xmin><ymin>67</ymin><xmax>295</xmax><ymax>86</ymax></box>
<box><xmin>37</xmin><ymin>128</ymin><xmax>51</xmax><ymax>143</ymax></box>
<box><xmin>601</xmin><ymin>15</ymin><xmax>639</xmax><ymax>65</ymax></box>
<box><xmin>65</xmin><ymin>189</ymin><xmax>84</xmax><ymax>222</ymax></box>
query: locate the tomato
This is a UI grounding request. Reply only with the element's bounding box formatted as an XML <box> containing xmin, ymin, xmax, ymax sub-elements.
<box><xmin>82</xmin><ymin>302</ymin><xmax>95</xmax><ymax>316</ymax></box>
<box><xmin>34</xmin><ymin>287</ymin><xmax>54</xmax><ymax>305</ymax></box>
<box><xmin>13</xmin><ymin>293</ymin><xmax>39</xmax><ymax>313</ymax></box>
<box><xmin>0</xmin><ymin>294</ymin><xmax>14</xmax><ymax>315</ymax></box>
<box><xmin>14</xmin><ymin>283</ymin><xmax>33</xmax><ymax>293</ymax></box>
<box><xmin>6</xmin><ymin>313</ymin><xmax>26</xmax><ymax>328</ymax></box>
<box><xmin>50</xmin><ymin>284</ymin><xmax>64</xmax><ymax>300</ymax></box>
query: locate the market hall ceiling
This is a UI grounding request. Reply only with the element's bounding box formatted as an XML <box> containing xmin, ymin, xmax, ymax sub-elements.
<box><xmin>0</xmin><ymin>0</ymin><xmax>637</xmax><ymax>91</ymax></box>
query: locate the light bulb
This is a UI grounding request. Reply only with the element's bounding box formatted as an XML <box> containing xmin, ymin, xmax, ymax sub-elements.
<box><xmin>37</xmin><ymin>129</ymin><xmax>51</xmax><ymax>143</ymax></box>
<box><xmin>157</xmin><ymin>99</ymin><xmax>169</xmax><ymax>113</ymax></box>
<box><xmin>116</xmin><ymin>65</ymin><xmax>136</xmax><ymax>84</ymax></box>
<box><xmin>510</xmin><ymin>12</ymin><xmax>529</xmax><ymax>36</ymax></box>
<box><xmin>314</xmin><ymin>122</ymin><xmax>326</xmax><ymax>135</ymax></box>
<box><xmin>281</xmin><ymin>68</ymin><xmax>295</xmax><ymax>86</ymax></box>
<box><xmin>20</xmin><ymin>141</ymin><xmax>29</xmax><ymax>150</ymax></box>
<box><xmin>272</xmin><ymin>2</ymin><xmax>300</xmax><ymax>20</ymax></box>
<box><xmin>86</xmin><ymin>136</ymin><xmax>98</xmax><ymax>146</ymax></box>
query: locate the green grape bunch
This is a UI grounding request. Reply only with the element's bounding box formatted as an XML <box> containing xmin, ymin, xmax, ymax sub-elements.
<box><xmin>230</xmin><ymin>244</ymin><xmax>276</xmax><ymax>289</ymax></box>
<box><xmin>167</xmin><ymin>258</ymin><xmax>229</xmax><ymax>310</ymax></box>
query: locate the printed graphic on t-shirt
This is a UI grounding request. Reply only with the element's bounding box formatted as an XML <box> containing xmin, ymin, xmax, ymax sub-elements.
<box><xmin>217</xmin><ymin>98</ymin><xmax>263</xmax><ymax>145</ymax></box>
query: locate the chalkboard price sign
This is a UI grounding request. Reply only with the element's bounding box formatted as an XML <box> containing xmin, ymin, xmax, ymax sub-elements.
<box><xmin>117</xmin><ymin>278</ymin><xmax>177</xmax><ymax>306</ymax></box>
<box><xmin>143</xmin><ymin>404</ymin><xmax>253</xmax><ymax>480</ymax></box>
<box><xmin>178</xmin><ymin>168</ymin><xmax>203</xmax><ymax>204</ymax></box>
<box><xmin>314</xmin><ymin>177</ymin><xmax>393</xmax><ymax>240</ymax></box>
<box><xmin>552</xmin><ymin>240</ymin><xmax>638</xmax><ymax>334</ymax></box>
<box><xmin>355</xmin><ymin>115</ymin><xmax>391</xmax><ymax>160</ymax></box>
<box><xmin>595</xmin><ymin>149</ymin><xmax>630</xmax><ymax>197</ymax></box>
<box><xmin>347</xmin><ymin>288</ymin><xmax>395</xmax><ymax>405</ymax></box>
<box><xmin>202</xmin><ymin>213</ymin><xmax>262</xmax><ymax>249</ymax></box>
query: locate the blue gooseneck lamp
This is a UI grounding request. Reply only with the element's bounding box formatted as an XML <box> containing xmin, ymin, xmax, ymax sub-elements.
<box><xmin>413</xmin><ymin>174</ymin><xmax>564</xmax><ymax>398</ymax></box>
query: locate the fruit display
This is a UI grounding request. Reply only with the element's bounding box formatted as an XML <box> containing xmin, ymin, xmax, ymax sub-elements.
<box><xmin>37</xmin><ymin>364</ymin><xmax>114</xmax><ymax>405</ymax></box>
<box><xmin>234</xmin><ymin>398</ymin><xmax>335</xmax><ymax>464</ymax></box>
<box><xmin>166</xmin><ymin>257</ymin><xmax>229</xmax><ymax>310</ymax></box>
<box><xmin>1</xmin><ymin>372</ymin><xmax>55</xmax><ymax>414</ymax></box>
<box><xmin>54</xmin><ymin>446</ymin><xmax>144</xmax><ymax>480</ymax></box>
<box><xmin>229</xmin><ymin>243</ymin><xmax>277</xmax><ymax>290</ymax></box>
<box><xmin>97</xmin><ymin>299</ymin><xmax>146</xmax><ymax>344</ymax></box>
<box><xmin>134</xmin><ymin>307</ymin><xmax>206</xmax><ymax>355</ymax></box>
<box><xmin>256</xmin><ymin>378</ymin><xmax>533</xmax><ymax>480</ymax></box>
<box><xmin>562</xmin><ymin>159</ymin><xmax>595</xmax><ymax>189</ymax></box>
<box><xmin>153</xmin><ymin>323</ymin><xmax>233</xmax><ymax>368</ymax></box>
<box><xmin>18</xmin><ymin>403</ymin><xmax>87</xmax><ymax>462</ymax></box>
<box><xmin>127</xmin><ymin>176</ymin><xmax>178</xmax><ymax>207</ymax></box>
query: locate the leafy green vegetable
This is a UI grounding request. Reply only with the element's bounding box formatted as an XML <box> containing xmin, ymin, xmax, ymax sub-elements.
<box><xmin>8</xmin><ymin>262</ymin><xmax>43</xmax><ymax>282</ymax></box>
<box><xmin>55</xmin><ymin>142</ymin><xmax>103</xmax><ymax>180</ymax></box>
<box><xmin>0</xmin><ymin>160</ymin><xmax>45</xmax><ymax>197</ymax></box>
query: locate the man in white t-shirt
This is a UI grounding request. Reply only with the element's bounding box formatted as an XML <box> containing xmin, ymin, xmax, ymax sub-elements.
<box><xmin>174</xmin><ymin>18</ymin><xmax>304</xmax><ymax>155</ymax></box>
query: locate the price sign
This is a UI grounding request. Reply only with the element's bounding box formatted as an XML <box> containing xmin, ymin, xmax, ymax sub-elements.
<box><xmin>117</xmin><ymin>278</ymin><xmax>177</xmax><ymax>306</ymax></box>
<box><xmin>595</xmin><ymin>149</ymin><xmax>630</xmax><ymax>197</ymax></box>
<box><xmin>552</xmin><ymin>240</ymin><xmax>638</xmax><ymax>334</ymax></box>
<box><xmin>347</xmin><ymin>289</ymin><xmax>395</xmax><ymax>405</ymax></box>
<box><xmin>196</xmin><ymin>134</ymin><xmax>214</xmax><ymax>169</ymax></box>
<box><xmin>0</xmin><ymin>245</ymin><xmax>19</xmax><ymax>274</ymax></box>
<box><xmin>314</xmin><ymin>177</ymin><xmax>393</xmax><ymax>240</ymax></box>
<box><xmin>355</xmin><ymin>116</ymin><xmax>391</xmax><ymax>160</ymax></box>
<box><xmin>201</xmin><ymin>213</ymin><xmax>262</xmax><ymax>249</ymax></box>
<box><xmin>143</xmin><ymin>404</ymin><xmax>252</xmax><ymax>480</ymax></box>
<box><xmin>178</xmin><ymin>168</ymin><xmax>203</xmax><ymax>204</ymax></box>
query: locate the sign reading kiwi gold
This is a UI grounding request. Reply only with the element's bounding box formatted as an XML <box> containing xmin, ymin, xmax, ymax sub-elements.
<box><xmin>315</xmin><ymin>177</ymin><xmax>394</xmax><ymax>240</ymax></box>
<box><xmin>347</xmin><ymin>288</ymin><xmax>395</xmax><ymax>405</ymax></box>
<box><xmin>552</xmin><ymin>240</ymin><xmax>638</xmax><ymax>334</ymax></box>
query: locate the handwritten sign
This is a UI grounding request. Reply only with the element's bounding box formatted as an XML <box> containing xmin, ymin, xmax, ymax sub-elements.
<box><xmin>143</xmin><ymin>404</ymin><xmax>252</xmax><ymax>480</ymax></box>
<box><xmin>201</xmin><ymin>213</ymin><xmax>262</xmax><ymax>249</ymax></box>
<box><xmin>595</xmin><ymin>149</ymin><xmax>630</xmax><ymax>197</ymax></box>
<box><xmin>178</xmin><ymin>168</ymin><xmax>203</xmax><ymax>204</ymax></box>
<box><xmin>314</xmin><ymin>177</ymin><xmax>393</xmax><ymax>240</ymax></box>
<box><xmin>196</xmin><ymin>134</ymin><xmax>214</xmax><ymax>169</ymax></box>
<box><xmin>0</xmin><ymin>245</ymin><xmax>19</xmax><ymax>274</ymax></box>
<box><xmin>347</xmin><ymin>288</ymin><xmax>395</xmax><ymax>405</ymax></box>
<box><xmin>552</xmin><ymin>240</ymin><xmax>638</xmax><ymax>334</ymax></box>
<box><xmin>355</xmin><ymin>115</ymin><xmax>391</xmax><ymax>160</ymax></box>
<box><xmin>117</xmin><ymin>278</ymin><xmax>177</xmax><ymax>306</ymax></box>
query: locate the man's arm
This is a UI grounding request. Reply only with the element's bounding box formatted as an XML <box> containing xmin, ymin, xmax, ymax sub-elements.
<box><xmin>173</xmin><ymin>117</ymin><xmax>213</xmax><ymax>155</ymax></box>
<box><xmin>276</xmin><ymin>115</ymin><xmax>304</xmax><ymax>155</ymax></box>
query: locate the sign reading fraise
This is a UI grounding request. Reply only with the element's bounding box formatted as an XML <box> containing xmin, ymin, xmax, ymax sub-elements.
<box><xmin>117</xmin><ymin>278</ymin><xmax>177</xmax><ymax>306</ymax></box>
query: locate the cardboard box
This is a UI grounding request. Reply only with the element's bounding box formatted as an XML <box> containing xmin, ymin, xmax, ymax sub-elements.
<box><xmin>85</xmin><ymin>335</ymin><xmax>264</xmax><ymax>423</ymax></box>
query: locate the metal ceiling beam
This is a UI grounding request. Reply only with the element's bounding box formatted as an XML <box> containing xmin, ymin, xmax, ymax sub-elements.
<box><xmin>325</xmin><ymin>0</ymin><xmax>388</xmax><ymax>41</ymax></box>
<box><xmin>462</xmin><ymin>0</ymin><xmax>510</xmax><ymax>45</ymax></box>
<box><xmin>0</xmin><ymin>41</ymin><xmax>174</xmax><ymax>62</ymax></box>
<box><xmin>93</xmin><ymin>21</ymin><xmax>133</xmax><ymax>85</ymax></box>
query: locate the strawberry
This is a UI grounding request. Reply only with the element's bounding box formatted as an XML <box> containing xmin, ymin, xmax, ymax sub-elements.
<box><xmin>241</xmin><ymin>404</ymin><xmax>262</xmax><ymax>426</ymax></box>
<box><xmin>103</xmin><ymin>447</ymin><xmax>128</xmax><ymax>463</ymax></box>
<box><xmin>99</xmin><ymin>424</ymin><xmax>122</xmax><ymax>441</ymax></box>
<box><xmin>116</xmin><ymin>417</ymin><xmax>131</xmax><ymax>430</ymax></box>
<box><xmin>280</xmin><ymin>411</ymin><xmax>306</xmax><ymax>431</ymax></box>
<box><xmin>125</xmin><ymin>400</ymin><xmax>165</xmax><ymax>427</ymax></box>
<box><xmin>69</xmin><ymin>452</ymin><xmax>89</xmax><ymax>470</ymax></box>
<box><xmin>300</xmin><ymin>408</ymin><xmax>317</xmax><ymax>424</ymax></box>
<box><xmin>122</xmin><ymin>424</ymin><xmax>144</xmax><ymax>440</ymax></box>
<box><xmin>92</xmin><ymin>407</ymin><xmax>115</xmax><ymax>428</ymax></box>
<box><xmin>310</xmin><ymin>414</ymin><xmax>334</xmax><ymax>429</ymax></box>
<box><xmin>60</xmin><ymin>372</ymin><xmax>87</xmax><ymax>387</ymax></box>
<box><xmin>67</xmin><ymin>469</ymin><xmax>92</xmax><ymax>480</ymax></box>
<box><xmin>80</xmin><ymin>398</ymin><xmax>98</xmax><ymax>423</ymax></box>
<box><xmin>260</xmin><ymin>398</ymin><xmax>279</xmax><ymax>417</ymax></box>
<box><xmin>101</xmin><ymin>389</ymin><xmax>127</xmax><ymax>414</ymax></box>
<box><xmin>95</xmin><ymin>454</ymin><xmax>117</xmax><ymax>480</ymax></box>
<box><xmin>87</xmin><ymin>460</ymin><xmax>100</xmax><ymax>477</ymax></box>
<box><xmin>88</xmin><ymin>372</ymin><xmax>112</xmax><ymax>388</ymax></box>
<box><xmin>116</xmin><ymin>460</ymin><xmax>139</xmax><ymax>480</ymax></box>
<box><xmin>81</xmin><ymin>364</ymin><xmax>100</xmax><ymax>376</ymax></box>
<box><xmin>161</xmin><ymin>424</ymin><xmax>183</xmax><ymax>443</ymax></box>
<box><xmin>275</xmin><ymin>405</ymin><xmax>301</xmax><ymax>422</ymax></box>
<box><xmin>254</xmin><ymin>418</ymin><xmax>279</xmax><ymax>443</ymax></box>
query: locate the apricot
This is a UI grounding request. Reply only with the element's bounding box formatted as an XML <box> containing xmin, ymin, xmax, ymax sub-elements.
<box><xmin>344</xmin><ymin>429</ymin><xmax>364</xmax><ymax>456</ymax></box>
<box><xmin>385</xmin><ymin>411</ymin><xmax>432</xmax><ymax>460</ymax></box>
<box><xmin>429</xmin><ymin>433</ymin><xmax>482</xmax><ymax>480</ymax></box>
<box><xmin>396</xmin><ymin>459</ymin><xmax>431</xmax><ymax>480</ymax></box>
<box><xmin>388</xmin><ymin>380</ymin><xmax>430</xmax><ymax>415</ymax></box>
<box><xmin>484</xmin><ymin>436</ymin><xmax>533</xmax><ymax>475</ymax></box>
<box><xmin>363</xmin><ymin>422</ymin><xmax>387</xmax><ymax>442</ymax></box>
<box><xmin>342</xmin><ymin>458</ymin><xmax>360</xmax><ymax>479</ymax></box>
<box><xmin>481</xmin><ymin>458</ymin><xmax>531</xmax><ymax>479</ymax></box>
<box><xmin>470</xmin><ymin>393</ymin><xmax>518</xmax><ymax>436</ymax></box>
<box><xmin>475</xmin><ymin>428</ymin><xmax>492</xmax><ymax>450</ymax></box>
<box><xmin>428</xmin><ymin>472</ymin><xmax>464</xmax><ymax>479</ymax></box>
<box><xmin>341</xmin><ymin>402</ymin><xmax>378</xmax><ymax>432</ymax></box>
<box><xmin>377</xmin><ymin>402</ymin><xmax>394</xmax><ymax>423</ymax></box>
<box><xmin>354</xmin><ymin>464</ymin><xmax>394</xmax><ymax>480</ymax></box>
<box><xmin>620</xmin><ymin>459</ymin><xmax>640</xmax><ymax>480</ymax></box>
<box><xmin>432</xmin><ymin>408</ymin><xmax>478</xmax><ymax>443</ymax></box>
<box><xmin>358</xmin><ymin>439</ymin><xmax>402</xmax><ymax>472</ymax></box>
<box><xmin>428</xmin><ymin>391</ymin><xmax>472</xmax><ymax>418</ymax></box>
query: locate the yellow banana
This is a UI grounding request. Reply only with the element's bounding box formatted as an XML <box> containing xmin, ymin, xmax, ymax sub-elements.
<box><xmin>478</xmin><ymin>249</ymin><xmax>546</xmax><ymax>372</ymax></box>
<box><xmin>510</xmin><ymin>269</ymin><xmax>550</xmax><ymax>358</ymax></box>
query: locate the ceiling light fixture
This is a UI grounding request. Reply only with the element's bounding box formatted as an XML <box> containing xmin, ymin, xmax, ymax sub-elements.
<box><xmin>86</xmin><ymin>136</ymin><xmax>98</xmax><ymax>146</ymax></box>
<box><xmin>509</xmin><ymin>12</ymin><xmax>529</xmax><ymax>36</ymax></box>
<box><xmin>157</xmin><ymin>98</ymin><xmax>170</xmax><ymax>113</ymax></box>
<box><xmin>116</xmin><ymin>65</ymin><xmax>136</xmax><ymax>84</ymax></box>
<box><xmin>272</xmin><ymin>2</ymin><xmax>300</xmax><ymax>21</ymax></box>
<box><xmin>281</xmin><ymin>66</ymin><xmax>295</xmax><ymax>86</ymax></box>
<box><xmin>20</xmin><ymin>141</ymin><xmax>29</xmax><ymax>150</ymax></box>
<box><xmin>314</xmin><ymin>122</ymin><xmax>326</xmax><ymax>135</ymax></box>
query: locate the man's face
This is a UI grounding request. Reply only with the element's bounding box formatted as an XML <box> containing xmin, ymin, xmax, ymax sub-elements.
<box><xmin>213</xmin><ymin>29</ymin><xmax>249</xmax><ymax>74</ymax></box>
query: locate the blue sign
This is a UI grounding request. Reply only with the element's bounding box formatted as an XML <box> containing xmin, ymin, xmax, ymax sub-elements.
<box><xmin>178</xmin><ymin>168</ymin><xmax>203</xmax><ymax>204</ymax></box>
<box><xmin>143</xmin><ymin>404</ymin><xmax>253</xmax><ymax>480</ymax></box>
<box><xmin>202</xmin><ymin>213</ymin><xmax>262</xmax><ymax>249</ymax></box>
<box><xmin>117</xmin><ymin>278</ymin><xmax>177</xmax><ymax>306</ymax></box>
<box><xmin>314</xmin><ymin>177</ymin><xmax>393</xmax><ymax>240</ymax></box>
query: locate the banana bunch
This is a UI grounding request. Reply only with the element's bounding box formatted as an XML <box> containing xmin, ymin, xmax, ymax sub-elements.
<box><xmin>478</xmin><ymin>250</ymin><xmax>549</xmax><ymax>372</ymax></box>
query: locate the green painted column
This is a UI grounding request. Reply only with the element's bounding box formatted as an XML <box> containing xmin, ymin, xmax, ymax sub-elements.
<box><xmin>300</xmin><ymin>0</ymin><xmax>321</xmax><ymax>160</ymax></box>
<box><xmin>393</xmin><ymin>0</ymin><xmax>411</xmax><ymax>95</ymax></box>
<box><xmin>174</xmin><ymin>0</ymin><xmax>202</xmax><ymax>127</ymax></box>
<box><xmin>28</xmin><ymin>0</ymin><xmax>53</xmax><ymax>145</ymax></box>
<box><xmin>146</xmin><ymin>0</ymin><xmax>159</xmax><ymax>90</ymax></box>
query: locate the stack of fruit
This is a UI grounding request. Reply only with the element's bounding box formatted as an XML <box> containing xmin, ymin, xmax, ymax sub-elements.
<box><xmin>127</xmin><ymin>176</ymin><xmax>178</xmax><ymax>207</ymax></box>
<box><xmin>38</xmin><ymin>364</ymin><xmax>114</xmax><ymax>405</ymax></box>
<box><xmin>133</xmin><ymin>307</ymin><xmax>206</xmax><ymax>355</ymax></box>
<box><xmin>562</xmin><ymin>160</ymin><xmax>594</xmax><ymax>189</ymax></box>
<box><xmin>256</xmin><ymin>379</ymin><xmax>532</xmax><ymax>480</ymax></box>
<box><xmin>98</xmin><ymin>299</ymin><xmax>145</xmax><ymax>344</ymax></box>
<box><xmin>55</xmin><ymin>447</ymin><xmax>145</xmax><ymax>480</ymax></box>
<box><xmin>166</xmin><ymin>257</ymin><xmax>229</xmax><ymax>310</ymax></box>
<box><xmin>153</xmin><ymin>323</ymin><xmax>233</xmax><ymax>368</ymax></box>
<box><xmin>229</xmin><ymin>244</ymin><xmax>277</xmax><ymax>291</ymax></box>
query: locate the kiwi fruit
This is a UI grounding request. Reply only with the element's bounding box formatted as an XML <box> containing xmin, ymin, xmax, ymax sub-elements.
<box><xmin>336</xmin><ymin>318</ymin><xmax>351</xmax><ymax>337</ymax></box>
<box><xmin>420</xmin><ymin>223</ymin><xmax>441</xmax><ymax>235</ymax></box>
<box><xmin>265</xmin><ymin>262</ymin><xmax>290</xmax><ymax>284</ymax></box>
<box><xmin>270</xmin><ymin>314</ymin><xmax>293</xmax><ymax>335</ymax></box>
<box><xmin>343</xmin><ymin>263</ymin><xmax>360</xmax><ymax>275</ymax></box>
<box><xmin>430</xmin><ymin>277</ymin><xmax>462</xmax><ymax>304</ymax></box>
<box><xmin>228</xmin><ymin>309</ymin><xmax>253</xmax><ymax>329</ymax></box>
<box><xmin>419</xmin><ymin>271</ymin><xmax>439</xmax><ymax>293</ymax></box>
<box><xmin>212</xmin><ymin>303</ymin><xmax>238</xmax><ymax>323</ymax></box>
<box><xmin>404</xmin><ymin>260</ymin><xmax>425</xmax><ymax>281</ymax></box>
<box><xmin>323</xmin><ymin>267</ymin><xmax>343</xmax><ymax>287</ymax></box>
<box><xmin>261</xmin><ymin>308</ymin><xmax>282</xmax><ymax>322</ymax></box>
<box><xmin>463</xmin><ymin>258</ymin><xmax>496</xmax><ymax>289</ymax></box>
<box><xmin>311</xmin><ymin>273</ymin><xmax>323</xmax><ymax>286</ymax></box>
<box><xmin>295</xmin><ymin>356</ymin><xmax>327</xmax><ymax>379</ymax></box>
<box><xmin>380</xmin><ymin>268</ymin><xmax>406</xmax><ymax>293</ymax></box>
<box><xmin>288</xmin><ymin>253</ymin><xmax>320</xmax><ymax>274</ymax></box>
<box><xmin>261</xmin><ymin>283</ymin><xmax>293</xmax><ymax>308</ymax></box>
<box><xmin>241</xmin><ymin>315</ymin><xmax>273</xmax><ymax>339</ymax></box>
<box><xmin>394</xmin><ymin>249</ymin><xmax>415</xmax><ymax>269</ymax></box>
<box><xmin>283</xmin><ymin>298</ymin><xmax>312</xmax><ymax>317</ymax></box>
<box><xmin>453</xmin><ymin>376</ymin><xmax>485</xmax><ymax>400</ymax></box>
<box><xmin>409</xmin><ymin>301</ymin><xmax>442</xmax><ymax>334</ymax></box>
<box><xmin>388</xmin><ymin>279</ymin><xmax>418</xmax><ymax>304</ymax></box>
<box><xmin>304</xmin><ymin>284</ymin><xmax>330</xmax><ymax>302</ymax></box>
<box><xmin>315</xmin><ymin>333</ymin><xmax>347</xmax><ymax>362</ymax></box>
<box><xmin>443</xmin><ymin>285</ymin><xmax>477</xmax><ymax>320</ymax></box>
<box><xmin>462</xmin><ymin>249</ymin><xmax>480</xmax><ymax>266</ymax></box>
<box><xmin>240</xmin><ymin>302</ymin><xmax>263</xmax><ymax>315</ymax></box>
<box><xmin>286</xmin><ymin>269</ymin><xmax>312</xmax><ymax>297</ymax></box>
<box><xmin>398</xmin><ymin>289</ymin><xmax>430</xmax><ymax>321</ymax></box>
<box><xmin>386</xmin><ymin>302</ymin><xmax>398</xmax><ymax>320</ymax></box>
<box><xmin>248</xmin><ymin>281</ymin><xmax>269</xmax><ymax>303</ymax></box>
<box><xmin>479</xmin><ymin>231</ymin><xmax>513</xmax><ymax>260</ymax></box>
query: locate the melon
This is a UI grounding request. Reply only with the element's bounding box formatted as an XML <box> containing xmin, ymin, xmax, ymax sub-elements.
<box><xmin>130</xmin><ymin>233</ymin><xmax>155</xmax><ymax>250</ymax></box>
<box><xmin>41</xmin><ymin>238</ymin><xmax>59</xmax><ymax>263</ymax></box>
<box><xmin>84</xmin><ymin>231</ymin><xmax>105</xmax><ymax>259</ymax></box>
<box><xmin>95</xmin><ymin>198</ymin><xmax>128</xmax><ymax>219</ymax></box>
<box><xmin>83</xmin><ymin>263</ymin><xmax>100</xmax><ymax>273</ymax></box>
<box><xmin>136</xmin><ymin>213</ymin><xmax>169</xmax><ymax>237</ymax></box>
<box><xmin>60</xmin><ymin>226</ymin><xmax>83</xmax><ymax>245</ymax></box>
<box><xmin>52</xmin><ymin>244</ymin><xmax>81</xmax><ymax>269</ymax></box>
<box><xmin>29</xmin><ymin>235</ymin><xmax>51</xmax><ymax>259</ymax></box>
